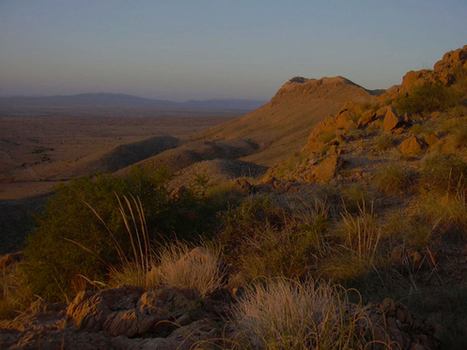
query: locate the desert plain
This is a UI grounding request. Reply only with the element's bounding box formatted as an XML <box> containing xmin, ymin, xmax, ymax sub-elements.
<box><xmin>0</xmin><ymin>106</ymin><xmax>236</xmax><ymax>253</ymax></box>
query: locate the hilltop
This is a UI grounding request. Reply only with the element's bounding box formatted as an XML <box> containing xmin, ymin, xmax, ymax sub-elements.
<box><xmin>194</xmin><ymin>75</ymin><xmax>381</xmax><ymax>166</ymax></box>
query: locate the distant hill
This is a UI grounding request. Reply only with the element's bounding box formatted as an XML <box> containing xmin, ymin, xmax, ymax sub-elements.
<box><xmin>0</xmin><ymin>93</ymin><xmax>268</xmax><ymax>112</ymax></box>
<box><xmin>193</xmin><ymin>76</ymin><xmax>381</xmax><ymax>166</ymax></box>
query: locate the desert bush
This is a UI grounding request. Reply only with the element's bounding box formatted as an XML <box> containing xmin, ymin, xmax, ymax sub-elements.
<box><xmin>394</xmin><ymin>82</ymin><xmax>462</xmax><ymax>115</ymax></box>
<box><xmin>420</xmin><ymin>153</ymin><xmax>467</xmax><ymax>193</ymax></box>
<box><xmin>341</xmin><ymin>183</ymin><xmax>370</xmax><ymax>214</ymax></box>
<box><xmin>219</xmin><ymin>196</ymin><xmax>331</xmax><ymax>282</ymax></box>
<box><xmin>233</xmin><ymin>278</ymin><xmax>374</xmax><ymax>350</ymax></box>
<box><xmin>452</xmin><ymin>64</ymin><xmax>467</xmax><ymax>92</ymax></box>
<box><xmin>373</xmin><ymin>166</ymin><xmax>417</xmax><ymax>196</ymax></box>
<box><xmin>318</xmin><ymin>130</ymin><xmax>336</xmax><ymax>144</ymax></box>
<box><xmin>385</xmin><ymin>211</ymin><xmax>435</xmax><ymax>250</ymax></box>
<box><xmin>359</xmin><ymin>101</ymin><xmax>380</xmax><ymax>112</ymax></box>
<box><xmin>272</xmin><ymin>152</ymin><xmax>308</xmax><ymax>179</ymax></box>
<box><xmin>376</xmin><ymin>134</ymin><xmax>395</xmax><ymax>151</ymax></box>
<box><xmin>21</xmin><ymin>166</ymin><xmax>219</xmax><ymax>301</ymax></box>
<box><xmin>446</xmin><ymin>105</ymin><xmax>467</xmax><ymax>119</ymax></box>
<box><xmin>366</xmin><ymin>120</ymin><xmax>383</xmax><ymax>135</ymax></box>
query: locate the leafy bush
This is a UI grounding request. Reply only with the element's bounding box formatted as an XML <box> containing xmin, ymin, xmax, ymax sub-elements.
<box><xmin>394</xmin><ymin>82</ymin><xmax>462</xmax><ymax>115</ymax></box>
<box><xmin>21</xmin><ymin>166</ymin><xmax>219</xmax><ymax>301</ymax></box>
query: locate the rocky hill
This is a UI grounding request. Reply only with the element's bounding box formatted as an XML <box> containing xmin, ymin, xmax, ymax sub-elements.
<box><xmin>193</xmin><ymin>76</ymin><xmax>380</xmax><ymax>166</ymax></box>
<box><xmin>265</xmin><ymin>45</ymin><xmax>467</xmax><ymax>184</ymax></box>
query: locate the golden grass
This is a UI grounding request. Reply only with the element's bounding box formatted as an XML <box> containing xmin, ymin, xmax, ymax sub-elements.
<box><xmin>0</xmin><ymin>264</ymin><xmax>33</xmax><ymax>320</ymax></box>
<box><xmin>232</xmin><ymin>278</ymin><xmax>379</xmax><ymax>350</ymax></box>
<box><xmin>147</xmin><ymin>243</ymin><xmax>226</xmax><ymax>297</ymax></box>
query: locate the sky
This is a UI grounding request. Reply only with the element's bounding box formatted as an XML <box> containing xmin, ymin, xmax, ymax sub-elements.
<box><xmin>1</xmin><ymin>0</ymin><xmax>466</xmax><ymax>102</ymax></box>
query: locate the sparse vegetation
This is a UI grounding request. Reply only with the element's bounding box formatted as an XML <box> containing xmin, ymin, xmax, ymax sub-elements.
<box><xmin>374</xmin><ymin>166</ymin><xmax>417</xmax><ymax>196</ymax></box>
<box><xmin>376</xmin><ymin>134</ymin><xmax>395</xmax><ymax>151</ymax></box>
<box><xmin>420</xmin><ymin>153</ymin><xmax>467</xmax><ymax>193</ymax></box>
<box><xmin>395</xmin><ymin>82</ymin><xmax>463</xmax><ymax>115</ymax></box>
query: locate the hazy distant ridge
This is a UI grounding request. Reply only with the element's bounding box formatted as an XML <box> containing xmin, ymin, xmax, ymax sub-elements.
<box><xmin>0</xmin><ymin>93</ymin><xmax>268</xmax><ymax>111</ymax></box>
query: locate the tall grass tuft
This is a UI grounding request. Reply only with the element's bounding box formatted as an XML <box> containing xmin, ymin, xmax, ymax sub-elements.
<box><xmin>0</xmin><ymin>263</ymin><xmax>33</xmax><ymax>320</ymax></box>
<box><xmin>341</xmin><ymin>202</ymin><xmax>381</xmax><ymax>264</ymax></box>
<box><xmin>147</xmin><ymin>243</ymin><xmax>226</xmax><ymax>297</ymax></box>
<box><xmin>85</xmin><ymin>194</ymin><xmax>154</xmax><ymax>289</ymax></box>
<box><xmin>232</xmin><ymin>278</ymin><xmax>376</xmax><ymax>349</ymax></box>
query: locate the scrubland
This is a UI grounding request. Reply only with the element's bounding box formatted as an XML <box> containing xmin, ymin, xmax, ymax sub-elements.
<box><xmin>2</xmin><ymin>46</ymin><xmax>467</xmax><ymax>349</ymax></box>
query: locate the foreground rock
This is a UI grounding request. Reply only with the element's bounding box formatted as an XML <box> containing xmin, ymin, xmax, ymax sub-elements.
<box><xmin>1</xmin><ymin>283</ymin><xmax>442</xmax><ymax>350</ymax></box>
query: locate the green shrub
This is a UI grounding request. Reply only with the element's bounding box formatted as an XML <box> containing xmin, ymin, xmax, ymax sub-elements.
<box><xmin>394</xmin><ymin>82</ymin><xmax>462</xmax><ymax>115</ymax></box>
<box><xmin>21</xmin><ymin>166</ymin><xmax>218</xmax><ymax>301</ymax></box>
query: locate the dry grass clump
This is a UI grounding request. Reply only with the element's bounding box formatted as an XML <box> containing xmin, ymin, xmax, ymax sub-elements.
<box><xmin>147</xmin><ymin>243</ymin><xmax>226</xmax><ymax>297</ymax></box>
<box><xmin>420</xmin><ymin>153</ymin><xmax>467</xmax><ymax>193</ymax></box>
<box><xmin>418</xmin><ymin>190</ymin><xmax>467</xmax><ymax>239</ymax></box>
<box><xmin>111</xmin><ymin>240</ymin><xmax>226</xmax><ymax>297</ymax></box>
<box><xmin>340</xmin><ymin>203</ymin><xmax>381</xmax><ymax>263</ymax></box>
<box><xmin>373</xmin><ymin>166</ymin><xmax>417</xmax><ymax>196</ymax></box>
<box><xmin>325</xmin><ymin>202</ymin><xmax>383</xmax><ymax>280</ymax></box>
<box><xmin>232</xmin><ymin>278</ymin><xmax>375</xmax><ymax>350</ymax></box>
<box><xmin>0</xmin><ymin>263</ymin><xmax>33</xmax><ymax>320</ymax></box>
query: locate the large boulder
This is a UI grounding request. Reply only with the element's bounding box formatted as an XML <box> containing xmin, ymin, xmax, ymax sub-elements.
<box><xmin>399</xmin><ymin>136</ymin><xmax>425</xmax><ymax>156</ymax></box>
<box><xmin>383</xmin><ymin>106</ymin><xmax>401</xmax><ymax>132</ymax></box>
<box><xmin>361</xmin><ymin>298</ymin><xmax>442</xmax><ymax>349</ymax></box>
<box><xmin>66</xmin><ymin>285</ymin><xmax>200</xmax><ymax>338</ymax></box>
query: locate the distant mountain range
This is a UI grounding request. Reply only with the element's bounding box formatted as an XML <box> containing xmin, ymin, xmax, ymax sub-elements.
<box><xmin>0</xmin><ymin>93</ymin><xmax>268</xmax><ymax>112</ymax></box>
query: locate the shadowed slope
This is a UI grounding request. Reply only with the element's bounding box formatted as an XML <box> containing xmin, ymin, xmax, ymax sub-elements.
<box><xmin>30</xmin><ymin>136</ymin><xmax>184</xmax><ymax>180</ymax></box>
<box><xmin>118</xmin><ymin>139</ymin><xmax>259</xmax><ymax>175</ymax></box>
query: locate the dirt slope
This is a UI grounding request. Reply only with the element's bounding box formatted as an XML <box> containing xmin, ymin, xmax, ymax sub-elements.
<box><xmin>193</xmin><ymin>76</ymin><xmax>380</xmax><ymax>166</ymax></box>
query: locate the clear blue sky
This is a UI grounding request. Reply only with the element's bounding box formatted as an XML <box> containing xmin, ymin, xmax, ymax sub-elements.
<box><xmin>1</xmin><ymin>0</ymin><xmax>466</xmax><ymax>101</ymax></box>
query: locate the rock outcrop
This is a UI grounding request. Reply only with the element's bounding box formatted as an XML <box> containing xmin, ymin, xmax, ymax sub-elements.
<box><xmin>1</xmin><ymin>289</ymin><xmax>441</xmax><ymax>349</ymax></box>
<box><xmin>400</xmin><ymin>45</ymin><xmax>467</xmax><ymax>89</ymax></box>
